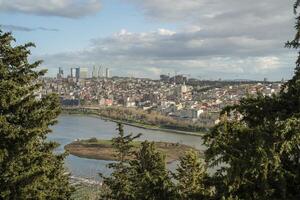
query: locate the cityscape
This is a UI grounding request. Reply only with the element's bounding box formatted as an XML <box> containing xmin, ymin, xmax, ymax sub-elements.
<box><xmin>40</xmin><ymin>67</ymin><xmax>283</xmax><ymax>128</ymax></box>
<box><xmin>1</xmin><ymin>0</ymin><xmax>300</xmax><ymax>199</ymax></box>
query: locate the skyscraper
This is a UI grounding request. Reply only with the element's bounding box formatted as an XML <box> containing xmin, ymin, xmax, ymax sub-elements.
<box><xmin>97</xmin><ymin>66</ymin><xmax>102</xmax><ymax>78</ymax></box>
<box><xmin>92</xmin><ymin>66</ymin><xmax>97</xmax><ymax>78</ymax></box>
<box><xmin>105</xmin><ymin>68</ymin><xmax>110</xmax><ymax>78</ymax></box>
<box><xmin>57</xmin><ymin>67</ymin><xmax>63</xmax><ymax>79</ymax></box>
<box><xmin>70</xmin><ymin>68</ymin><xmax>78</xmax><ymax>78</ymax></box>
<box><xmin>70</xmin><ymin>67</ymin><xmax>82</xmax><ymax>81</ymax></box>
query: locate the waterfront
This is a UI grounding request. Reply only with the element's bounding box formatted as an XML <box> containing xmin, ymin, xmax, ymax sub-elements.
<box><xmin>49</xmin><ymin>114</ymin><xmax>205</xmax><ymax>181</ymax></box>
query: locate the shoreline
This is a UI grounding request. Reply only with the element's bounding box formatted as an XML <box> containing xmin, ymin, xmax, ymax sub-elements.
<box><xmin>62</xmin><ymin>108</ymin><xmax>206</xmax><ymax>137</ymax></box>
<box><xmin>65</xmin><ymin>139</ymin><xmax>202</xmax><ymax>163</ymax></box>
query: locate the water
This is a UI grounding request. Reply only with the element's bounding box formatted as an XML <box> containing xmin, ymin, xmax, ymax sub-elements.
<box><xmin>48</xmin><ymin>114</ymin><xmax>205</xmax><ymax>180</ymax></box>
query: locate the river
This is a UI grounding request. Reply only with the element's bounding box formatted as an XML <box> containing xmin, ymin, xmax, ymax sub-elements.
<box><xmin>48</xmin><ymin>114</ymin><xmax>205</xmax><ymax>181</ymax></box>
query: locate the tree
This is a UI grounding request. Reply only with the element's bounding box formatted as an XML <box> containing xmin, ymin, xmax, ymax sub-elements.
<box><xmin>101</xmin><ymin>126</ymin><xmax>176</xmax><ymax>200</ymax></box>
<box><xmin>111</xmin><ymin>123</ymin><xmax>141</xmax><ymax>163</ymax></box>
<box><xmin>203</xmin><ymin>2</ymin><xmax>300</xmax><ymax>199</ymax></box>
<box><xmin>174</xmin><ymin>150</ymin><xmax>212</xmax><ymax>200</ymax></box>
<box><xmin>0</xmin><ymin>30</ymin><xmax>72</xmax><ymax>199</ymax></box>
<box><xmin>100</xmin><ymin>123</ymin><xmax>141</xmax><ymax>200</ymax></box>
<box><xmin>129</xmin><ymin>141</ymin><xmax>176</xmax><ymax>200</ymax></box>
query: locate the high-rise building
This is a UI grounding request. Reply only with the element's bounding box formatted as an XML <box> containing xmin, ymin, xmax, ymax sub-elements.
<box><xmin>59</xmin><ymin>67</ymin><xmax>63</xmax><ymax>75</ymax></box>
<box><xmin>70</xmin><ymin>68</ymin><xmax>78</xmax><ymax>78</ymax></box>
<box><xmin>70</xmin><ymin>67</ymin><xmax>81</xmax><ymax>81</ymax></box>
<box><xmin>57</xmin><ymin>67</ymin><xmax>64</xmax><ymax>79</ymax></box>
<box><xmin>97</xmin><ymin>66</ymin><xmax>102</xmax><ymax>78</ymax></box>
<box><xmin>76</xmin><ymin>68</ymin><xmax>80</xmax><ymax>79</ymax></box>
<box><xmin>105</xmin><ymin>68</ymin><xmax>110</xmax><ymax>78</ymax></box>
<box><xmin>92</xmin><ymin>66</ymin><xmax>97</xmax><ymax>78</ymax></box>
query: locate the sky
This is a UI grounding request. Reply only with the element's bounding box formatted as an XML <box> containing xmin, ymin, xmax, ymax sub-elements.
<box><xmin>0</xmin><ymin>0</ymin><xmax>298</xmax><ymax>80</ymax></box>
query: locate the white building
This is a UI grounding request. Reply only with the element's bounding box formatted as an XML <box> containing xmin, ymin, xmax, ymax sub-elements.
<box><xmin>105</xmin><ymin>68</ymin><xmax>110</xmax><ymax>78</ymax></box>
<box><xmin>79</xmin><ymin>68</ymin><xmax>88</xmax><ymax>79</ymax></box>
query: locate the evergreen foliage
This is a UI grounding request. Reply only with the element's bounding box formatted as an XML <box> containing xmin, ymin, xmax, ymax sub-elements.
<box><xmin>129</xmin><ymin>141</ymin><xmax>176</xmax><ymax>200</ymax></box>
<box><xmin>174</xmin><ymin>150</ymin><xmax>211</xmax><ymax>199</ymax></box>
<box><xmin>0</xmin><ymin>30</ymin><xmax>72</xmax><ymax>199</ymax></box>
<box><xmin>101</xmin><ymin>2</ymin><xmax>300</xmax><ymax>199</ymax></box>
<box><xmin>203</xmin><ymin>2</ymin><xmax>300</xmax><ymax>199</ymax></box>
<box><xmin>100</xmin><ymin>123</ymin><xmax>141</xmax><ymax>200</ymax></box>
<box><xmin>100</xmin><ymin>124</ymin><xmax>176</xmax><ymax>200</ymax></box>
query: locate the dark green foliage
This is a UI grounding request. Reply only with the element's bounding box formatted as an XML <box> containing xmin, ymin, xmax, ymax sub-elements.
<box><xmin>100</xmin><ymin>123</ymin><xmax>141</xmax><ymax>200</ymax></box>
<box><xmin>203</xmin><ymin>3</ymin><xmax>300</xmax><ymax>199</ymax></box>
<box><xmin>204</xmin><ymin>87</ymin><xmax>300</xmax><ymax>199</ymax></box>
<box><xmin>174</xmin><ymin>150</ymin><xmax>212</xmax><ymax>200</ymax></box>
<box><xmin>112</xmin><ymin>124</ymin><xmax>142</xmax><ymax>163</ymax></box>
<box><xmin>101</xmin><ymin>125</ymin><xmax>176</xmax><ymax>200</ymax></box>
<box><xmin>129</xmin><ymin>141</ymin><xmax>176</xmax><ymax>200</ymax></box>
<box><xmin>0</xmin><ymin>30</ymin><xmax>72</xmax><ymax>199</ymax></box>
<box><xmin>103</xmin><ymin>2</ymin><xmax>300</xmax><ymax>199</ymax></box>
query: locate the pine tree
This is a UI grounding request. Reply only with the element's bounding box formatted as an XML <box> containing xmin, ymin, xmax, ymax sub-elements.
<box><xmin>101</xmin><ymin>125</ymin><xmax>176</xmax><ymax>200</ymax></box>
<box><xmin>0</xmin><ymin>30</ymin><xmax>72</xmax><ymax>199</ymax></box>
<box><xmin>174</xmin><ymin>150</ymin><xmax>211</xmax><ymax>200</ymax></box>
<box><xmin>111</xmin><ymin>123</ymin><xmax>141</xmax><ymax>164</ymax></box>
<box><xmin>203</xmin><ymin>2</ymin><xmax>300</xmax><ymax>199</ymax></box>
<box><xmin>129</xmin><ymin>141</ymin><xmax>176</xmax><ymax>200</ymax></box>
<box><xmin>100</xmin><ymin>123</ymin><xmax>141</xmax><ymax>200</ymax></box>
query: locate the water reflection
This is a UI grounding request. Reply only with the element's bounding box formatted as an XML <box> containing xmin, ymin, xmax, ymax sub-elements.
<box><xmin>49</xmin><ymin>114</ymin><xmax>205</xmax><ymax>180</ymax></box>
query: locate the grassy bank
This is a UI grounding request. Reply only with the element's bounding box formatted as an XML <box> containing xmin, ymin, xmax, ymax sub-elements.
<box><xmin>62</xmin><ymin>107</ymin><xmax>207</xmax><ymax>136</ymax></box>
<box><xmin>65</xmin><ymin>138</ymin><xmax>202</xmax><ymax>163</ymax></box>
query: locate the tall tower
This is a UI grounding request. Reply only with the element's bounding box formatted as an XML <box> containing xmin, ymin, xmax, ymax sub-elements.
<box><xmin>92</xmin><ymin>66</ymin><xmax>96</xmax><ymax>78</ymax></box>
<box><xmin>97</xmin><ymin>66</ymin><xmax>102</xmax><ymax>78</ymax></box>
<box><xmin>105</xmin><ymin>68</ymin><xmax>110</xmax><ymax>78</ymax></box>
<box><xmin>57</xmin><ymin>67</ymin><xmax>63</xmax><ymax>79</ymax></box>
<box><xmin>75</xmin><ymin>67</ymin><xmax>80</xmax><ymax>79</ymax></box>
<box><xmin>70</xmin><ymin>68</ymin><xmax>77</xmax><ymax>78</ymax></box>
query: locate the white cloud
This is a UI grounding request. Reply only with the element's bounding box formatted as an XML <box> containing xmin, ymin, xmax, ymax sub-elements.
<box><xmin>0</xmin><ymin>0</ymin><xmax>101</xmax><ymax>18</ymax></box>
<box><xmin>127</xmin><ymin>0</ymin><xmax>294</xmax><ymax>43</ymax></box>
<box><xmin>157</xmin><ymin>29</ymin><xmax>176</xmax><ymax>36</ymax></box>
<box><xmin>126</xmin><ymin>0</ymin><xmax>206</xmax><ymax>21</ymax></box>
<box><xmin>39</xmin><ymin>26</ymin><xmax>293</xmax><ymax>80</ymax></box>
<box><xmin>255</xmin><ymin>57</ymin><xmax>280</xmax><ymax>72</ymax></box>
<box><xmin>0</xmin><ymin>24</ymin><xmax>59</xmax><ymax>32</ymax></box>
<box><xmin>16</xmin><ymin>0</ymin><xmax>295</xmax><ymax>80</ymax></box>
<box><xmin>127</xmin><ymin>0</ymin><xmax>291</xmax><ymax>23</ymax></box>
<box><xmin>146</xmin><ymin>67</ymin><xmax>163</xmax><ymax>76</ymax></box>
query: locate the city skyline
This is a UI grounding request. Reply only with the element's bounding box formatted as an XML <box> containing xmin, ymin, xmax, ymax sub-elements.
<box><xmin>0</xmin><ymin>0</ymin><xmax>297</xmax><ymax>81</ymax></box>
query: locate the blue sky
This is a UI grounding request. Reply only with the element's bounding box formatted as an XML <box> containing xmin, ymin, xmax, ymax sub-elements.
<box><xmin>0</xmin><ymin>0</ymin><xmax>176</xmax><ymax>53</ymax></box>
<box><xmin>0</xmin><ymin>0</ymin><xmax>297</xmax><ymax>80</ymax></box>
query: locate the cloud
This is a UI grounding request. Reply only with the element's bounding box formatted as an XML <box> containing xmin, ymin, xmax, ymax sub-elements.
<box><xmin>38</xmin><ymin>27</ymin><xmax>295</xmax><ymax>80</ymax></box>
<box><xmin>127</xmin><ymin>0</ymin><xmax>291</xmax><ymax>22</ymax></box>
<box><xmin>0</xmin><ymin>0</ymin><xmax>101</xmax><ymax>18</ymax></box>
<box><xmin>36</xmin><ymin>27</ymin><xmax>59</xmax><ymax>32</ymax></box>
<box><xmin>21</xmin><ymin>0</ymin><xmax>296</xmax><ymax>80</ymax></box>
<box><xmin>127</xmin><ymin>0</ymin><xmax>294</xmax><ymax>46</ymax></box>
<box><xmin>88</xmin><ymin>28</ymin><xmax>285</xmax><ymax>59</ymax></box>
<box><xmin>254</xmin><ymin>57</ymin><xmax>280</xmax><ymax>72</ymax></box>
<box><xmin>126</xmin><ymin>0</ymin><xmax>206</xmax><ymax>22</ymax></box>
<box><xmin>0</xmin><ymin>24</ymin><xmax>59</xmax><ymax>32</ymax></box>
